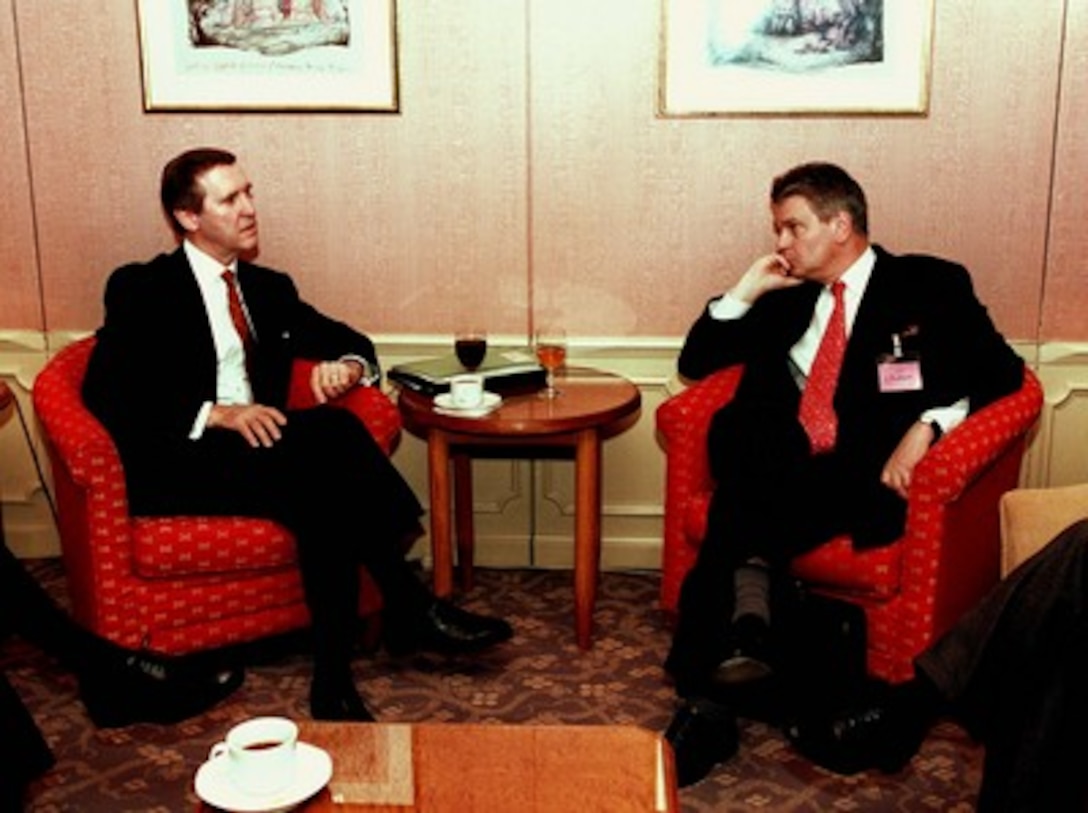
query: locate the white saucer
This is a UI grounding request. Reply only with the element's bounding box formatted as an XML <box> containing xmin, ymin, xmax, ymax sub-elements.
<box><xmin>434</xmin><ymin>391</ymin><xmax>502</xmax><ymax>417</ymax></box>
<box><xmin>194</xmin><ymin>741</ymin><xmax>332</xmax><ymax>813</ymax></box>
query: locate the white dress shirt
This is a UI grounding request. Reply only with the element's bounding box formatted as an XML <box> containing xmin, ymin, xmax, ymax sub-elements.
<box><xmin>185</xmin><ymin>241</ymin><xmax>255</xmax><ymax>438</ymax></box>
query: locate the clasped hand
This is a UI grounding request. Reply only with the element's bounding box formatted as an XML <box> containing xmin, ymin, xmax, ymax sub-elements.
<box><xmin>309</xmin><ymin>359</ymin><xmax>364</xmax><ymax>404</ymax></box>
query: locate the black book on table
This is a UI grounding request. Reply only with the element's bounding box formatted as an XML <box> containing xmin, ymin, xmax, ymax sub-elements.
<box><xmin>388</xmin><ymin>348</ymin><xmax>547</xmax><ymax>396</ymax></box>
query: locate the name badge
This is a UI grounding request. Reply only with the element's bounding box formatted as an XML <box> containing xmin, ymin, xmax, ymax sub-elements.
<box><xmin>877</xmin><ymin>358</ymin><xmax>923</xmax><ymax>392</ymax></box>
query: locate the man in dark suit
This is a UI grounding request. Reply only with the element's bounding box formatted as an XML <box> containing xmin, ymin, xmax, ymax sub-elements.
<box><xmin>1</xmin><ymin>537</ymin><xmax>241</xmax><ymax>809</ymax></box>
<box><xmin>82</xmin><ymin>148</ymin><xmax>512</xmax><ymax>723</ymax></box>
<box><xmin>662</xmin><ymin>162</ymin><xmax>1024</xmax><ymax>785</ymax></box>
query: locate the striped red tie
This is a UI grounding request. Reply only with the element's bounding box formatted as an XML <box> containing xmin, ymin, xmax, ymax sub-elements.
<box><xmin>798</xmin><ymin>281</ymin><xmax>846</xmax><ymax>454</ymax></box>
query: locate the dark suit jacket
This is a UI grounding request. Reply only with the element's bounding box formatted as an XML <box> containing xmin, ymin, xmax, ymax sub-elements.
<box><xmin>82</xmin><ymin>248</ymin><xmax>377</xmax><ymax>509</ymax></box>
<box><xmin>677</xmin><ymin>245</ymin><xmax>1024</xmax><ymax>547</ymax></box>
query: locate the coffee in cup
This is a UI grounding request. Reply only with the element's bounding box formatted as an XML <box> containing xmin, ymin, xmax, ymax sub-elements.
<box><xmin>449</xmin><ymin>374</ymin><xmax>485</xmax><ymax>409</ymax></box>
<box><xmin>209</xmin><ymin>716</ymin><xmax>299</xmax><ymax>796</ymax></box>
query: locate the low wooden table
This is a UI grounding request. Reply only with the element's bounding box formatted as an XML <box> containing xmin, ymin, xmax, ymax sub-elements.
<box><xmin>397</xmin><ymin>367</ymin><xmax>641</xmax><ymax>649</ymax></box>
<box><xmin>201</xmin><ymin>722</ymin><xmax>678</xmax><ymax>812</ymax></box>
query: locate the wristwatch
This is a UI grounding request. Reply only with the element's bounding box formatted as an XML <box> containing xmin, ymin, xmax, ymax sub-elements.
<box><xmin>926</xmin><ymin>419</ymin><xmax>943</xmax><ymax>443</ymax></box>
<box><xmin>341</xmin><ymin>355</ymin><xmax>381</xmax><ymax>387</ymax></box>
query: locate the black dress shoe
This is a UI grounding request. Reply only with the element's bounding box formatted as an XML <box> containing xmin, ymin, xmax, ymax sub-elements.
<box><xmin>785</xmin><ymin>678</ymin><xmax>934</xmax><ymax>775</ymax></box>
<box><xmin>386</xmin><ymin>598</ymin><xmax>513</xmax><ymax>656</ymax></box>
<box><xmin>664</xmin><ymin>697</ymin><xmax>739</xmax><ymax>788</ymax></box>
<box><xmin>711</xmin><ymin>614</ymin><xmax>773</xmax><ymax>686</ymax></box>
<box><xmin>79</xmin><ymin>649</ymin><xmax>244</xmax><ymax>728</ymax></box>
<box><xmin>310</xmin><ymin>681</ymin><xmax>376</xmax><ymax>722</ymax></box>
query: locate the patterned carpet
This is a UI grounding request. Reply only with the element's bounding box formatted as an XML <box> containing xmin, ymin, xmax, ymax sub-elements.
<box><xmin>5</xmin><ymin>561</ymin><xmax>984</xmax><ymax>812</ymax></box>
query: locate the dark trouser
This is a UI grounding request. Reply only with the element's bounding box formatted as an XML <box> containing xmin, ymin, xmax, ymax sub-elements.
<box><xmin>0</xmin><ymin>543</ymin><xmax>63</xmax><ymax>802</ymax></box>
<box><xmin>665</xmin><ymin>399</ymin><xmax>903</xmax><ymax>694</ymax></box>
<box><xmin>918</xmin><ymin>518</ymin><xmax>1088</xmax><ymax>812</ymax></box>
<box><xmin>129</xmin><ymin>406</ymin><xmax>425</xmax><ymax>679</ymax></box>
<box><xmin>0</xmin><ymin>674</ymin><xmax>55</xmax><ymax>808</ymax></box>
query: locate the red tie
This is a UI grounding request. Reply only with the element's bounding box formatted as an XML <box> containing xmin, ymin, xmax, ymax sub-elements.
<box><xmin>221</xmin><ymin>269</ymin><xmax>255</xmax><ymax>362</ymax></box>
<box><xmin>798</xmin><ymin>281</ymin><xmax>846</xmax><ymax>454</ymax></box>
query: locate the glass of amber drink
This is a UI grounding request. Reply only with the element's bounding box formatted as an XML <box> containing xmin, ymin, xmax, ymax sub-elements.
<box><xmin>534</xmin><ymin>326</ymin><xmax>567</xmax><ymax>398</ymax></box>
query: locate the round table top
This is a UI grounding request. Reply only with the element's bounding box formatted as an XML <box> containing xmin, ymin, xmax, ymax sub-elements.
<box><xmin>396</xmin><ymin>367</ymin><xmax>641</xmax><ymax>439</ymax></box>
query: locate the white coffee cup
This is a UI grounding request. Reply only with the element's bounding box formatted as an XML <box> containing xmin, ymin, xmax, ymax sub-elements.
<box><xmin>209</xmin><ymin>716</ymin><xmax>299</xmax><ymax>796</ymax></box>
<box><xmin>449</xmin><ymin>374</ymin><xmax>485</xmax><ymax>408</ymax></box>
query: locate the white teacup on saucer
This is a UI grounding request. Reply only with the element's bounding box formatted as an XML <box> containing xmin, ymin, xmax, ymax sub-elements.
<box><xmin>449</xmin><ymin>373</ymin><xmax>485</xmax><ymax>409</ymax></box>
<box><xmin>208</xmin><ymin>716</ymin><xmax>299</xmax><ymax>797</ymax></box>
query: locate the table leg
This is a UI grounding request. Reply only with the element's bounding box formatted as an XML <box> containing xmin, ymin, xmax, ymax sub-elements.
<box><xmin>573</xmin><ymin>428</ymin><xmax>602</xmax><ymax>649</ymax></box>
<box><xmin>427</xmin><ymin>429</ymin><xmax>454</xmax><ymax>597</ymax></box>
<box><xmin>453</xmin><ymin>452</ymin><xmax>475</xmax><ymax>591</ymax></box>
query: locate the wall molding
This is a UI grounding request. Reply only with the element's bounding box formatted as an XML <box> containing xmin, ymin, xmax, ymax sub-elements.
<box><xmin>4</xmin><ymin>333</ymin><xmax>1086</xmax><ymax>567</ymax></box>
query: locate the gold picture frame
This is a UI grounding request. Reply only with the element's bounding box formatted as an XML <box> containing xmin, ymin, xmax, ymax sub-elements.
<box><xmin>659</xmin><ymin>0</ymin><xmax>934</xmax><ymax>117</ymax></box>
<box><xmin>137</xmin><ymin>0</ymin><xmax>399</xmax><ymax>112</ymax></box>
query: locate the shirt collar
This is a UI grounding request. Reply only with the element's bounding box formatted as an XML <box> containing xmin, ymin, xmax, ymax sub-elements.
<box><xmin>183</xmin><ymin>240</ymin><xmax>236</xmax><ymax>284</ymax></box>
<box><xmin>833</xmin><ymin>245</ymin><xmax>876</xmax><ymax>294</ymax></box>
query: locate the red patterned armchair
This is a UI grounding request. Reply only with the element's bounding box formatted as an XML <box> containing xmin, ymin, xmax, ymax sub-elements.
<box><xmin>656</xmin><ymin>365</ymin><xmax>1043</xmax><ymax>683</ymax></box>
<box><xmin>32</xmin><ymin>336</ymin><xmax>401</xmax><ymax>655</ymax></box>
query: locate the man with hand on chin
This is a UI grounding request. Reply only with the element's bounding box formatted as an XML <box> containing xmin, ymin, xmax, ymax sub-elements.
<box><xmin>662</xmin><ymin>162</ymin><xmax>1024</xmax><ymax>786</ymax></box>
<box><xmin>83</xmin><ymin>148</ymin><xmax>512</xmax><ymax>724</ymax></box>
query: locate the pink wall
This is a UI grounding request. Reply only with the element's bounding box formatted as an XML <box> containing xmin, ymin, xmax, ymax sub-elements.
<box><xmin>1042</xmin><ymin>0</ymin><xmax>1088</xmax><ymax>341</ymax></box>
<box><xmin>1</xmin><ymin>1</ymin><xmax>1084</xmax><ymax>342</ymax></box>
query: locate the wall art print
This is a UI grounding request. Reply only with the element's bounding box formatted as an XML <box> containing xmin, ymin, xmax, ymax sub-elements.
<box><xmin>659</xmin><ymin>0</ymin><xmax>934</xmax><ymax>116</ymax></box>
<box><xmin>137</xmin><ymin>0</ymin><xmax>399</xmax><ymax>111</ymax></box>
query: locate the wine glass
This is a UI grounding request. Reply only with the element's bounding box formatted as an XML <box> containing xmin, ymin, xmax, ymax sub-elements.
<box><xmin>454</xmin><ymin>328</ymin><xmax>488</xmax><ymax>371</ymax></box>
<box><xmin>534</xmin><ymin>326</ymin><xmax>567</xmax><ymax>398</ymax></box>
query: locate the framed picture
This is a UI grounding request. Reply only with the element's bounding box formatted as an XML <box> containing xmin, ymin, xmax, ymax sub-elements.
<box><xmin>659</xmin><ymin>1</ymin><xmax>934</xmax><ymax>117</ymax></box>
<box><xmin>137</xmin><ymin>0</ymin><xmax>399</xmax><ymax>111</ymax></box>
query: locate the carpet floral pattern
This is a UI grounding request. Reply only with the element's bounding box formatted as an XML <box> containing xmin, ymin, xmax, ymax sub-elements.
<box><xmin>5</xmin><ymin>562</ymin><xmax>983</xmax><ymax>811</ymax></box>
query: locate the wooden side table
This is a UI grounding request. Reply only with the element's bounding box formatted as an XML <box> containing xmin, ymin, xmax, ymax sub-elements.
<box><xmin>397</xmin><ymin>367</ymin><xmax>641</xmax><ymax>649</ymax></box>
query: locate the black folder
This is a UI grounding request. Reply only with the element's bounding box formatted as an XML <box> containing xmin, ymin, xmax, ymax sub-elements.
<box><xmin>388</xmin><ymin>348</ymin><xmax>546</xmax><ymax>396</ymax></box>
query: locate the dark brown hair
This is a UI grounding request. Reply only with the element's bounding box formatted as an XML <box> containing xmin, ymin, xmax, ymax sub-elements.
<box><xmin>160</xmin><ymin>148</ymin><xmax>237</xmax><ymax>236</ymax></box>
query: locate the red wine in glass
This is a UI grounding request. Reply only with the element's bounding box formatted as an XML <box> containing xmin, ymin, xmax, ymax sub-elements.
<box><xmin>455</xmin><ymin>331</ymin><xmax>487</xmax><ymax>370</ymax></box>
